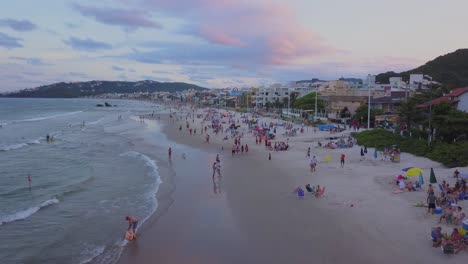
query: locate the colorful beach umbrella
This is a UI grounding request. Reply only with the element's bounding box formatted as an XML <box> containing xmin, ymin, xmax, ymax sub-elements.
<box><xmin>402</xmin><ymin>167</ymin><xmax>414</xmax><ymax>172</ymax></box>
<box><xmin>406</xmin><ymin>167</ymin><xmax>424</xmax><ymax>177</ymax></box>
<box><xmin>418</xmin><ymin>172</ymin><xmax>424</xmax><ymax>186</ymax></box>
<box><xmin>429</xmin><ymin>168</ymin><xmax>437</xmax><ymax>184</ymax></box>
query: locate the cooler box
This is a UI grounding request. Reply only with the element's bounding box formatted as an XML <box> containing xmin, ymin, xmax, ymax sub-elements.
<box><xmin>434</xmin><ymin>207</ymin><xmax>443</xmax><ymax>215</ymax></box>
<box><xmin>462</xmin><ymin>219</ymin><xmax>468</xmax><ymax>231</ymax></box>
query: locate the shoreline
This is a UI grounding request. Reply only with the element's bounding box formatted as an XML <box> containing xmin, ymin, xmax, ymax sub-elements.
<box><xmin>118</xmin><ymin>106</ymin><xmax>468</xmax><ymax>263</ymax></box>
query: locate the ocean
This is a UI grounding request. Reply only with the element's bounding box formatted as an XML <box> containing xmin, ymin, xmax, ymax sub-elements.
<box><xmin>0</xmin><ymin>98</ymin><xmax>176</xmax><ymax>264</ymax></box>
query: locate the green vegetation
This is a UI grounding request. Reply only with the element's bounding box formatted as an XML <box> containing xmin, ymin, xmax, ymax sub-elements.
<box><xmin>376</xmin><ymin>49</ymin><xmax>468</xmax><ymax>88</ymax></box>
<box><xmin>1</xmin><ymin>80</ymin><xmax>207</xmax><ymax>98</ymax></box>
<box><xmin>354</xmin><ymin>129</ymin><xmax>468</xmax><ymax>167</ymax></box>
<box><xmin>353</xmin><ymin>104</ymin><xmax>384</xmax><ymax>127</ymax></box>
<box><xmin>294</xmin><ymin>92</ymin><xmax>325</xmax><ymax>111</ymax></box>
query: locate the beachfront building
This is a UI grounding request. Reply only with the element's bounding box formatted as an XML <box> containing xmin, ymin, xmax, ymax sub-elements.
<box><xmin>253</xmin><ymin>84</ymin><xmax>290</xmax><ymax>108</ymax></box>
<box><xmin>419</xmin><ymin>87</ymin><xmax>468</xmax><ymax>112</ymax></box>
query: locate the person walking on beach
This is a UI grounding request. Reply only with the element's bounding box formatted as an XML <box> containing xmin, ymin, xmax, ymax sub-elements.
<box><xmin>212</xmin><ymin>162</ymin><xmax>218</xmax><ymax>177</ymax></box>
<box><xmin>245</xmin><ymin>144</ymin><xmax>248</xmax><ymax>154</ymax></box>
<box><xmin>268</xmin><ymin>153</ymin><xmax>271</xmax><ymax>160</ymax></box>
<box><xmin>168</xmin><ymin>147</ymin><xmax>172</xmax><ymax>159</ymax></box>
<box><xmin>241</xmin><ymin>145</ymin><xmax>244</xmax><ymax>154</ymax></box>
<box><xmin>310</xmin><ymin>155</ymin><xmax>317</xmax><ymax>172</ymax></box>
<box><xmin>306</xmin><ymin>147</ymin><xmax>311</xmax><ymax>158</ymax></box>
<box><xmin>340</xmin><ymin>153</ymin><xmax>345</xmax><ymax>167</ymax></box>
<box><xmin>360</xmin><ymin>147</ymin><xmax>365</xmax><ymax>161</ymax></box>
<box><xmin>125</xmin><ymin>216</ymin><xmax>138</xmax><ymax>237</ymax></box>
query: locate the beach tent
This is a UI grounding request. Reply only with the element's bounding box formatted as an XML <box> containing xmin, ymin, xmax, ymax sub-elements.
<box><xmin>429</xmin><ymin>168</ymin><xmax>437</xmax><ymax>184</ymax></box>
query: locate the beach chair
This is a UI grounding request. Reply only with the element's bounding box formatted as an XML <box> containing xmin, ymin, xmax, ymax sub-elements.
<box><xmin>297</xmin><ymin>188</ymin><xmax>305</xmax><ymax>199</ymax></box>
<box><xmin>438</xmin><ymin>184</ymin><xmax>446</xmax><ymax>194</ymax></box>
<box><xmin>316</xmin><ymin>187</ymin><xmax>326</xmax><ymax>198</ymax></box>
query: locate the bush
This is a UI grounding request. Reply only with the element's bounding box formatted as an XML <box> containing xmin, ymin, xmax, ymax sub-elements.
<box><xmin>354</xmin><ymin>129</ymin><xmax>468</xmax><ymax>167</ymax></box>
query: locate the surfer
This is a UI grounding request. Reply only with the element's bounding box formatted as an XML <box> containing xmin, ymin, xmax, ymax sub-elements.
<box><xmin>125</xmin><ymin>216</ymin><xmax>138</xmax><ymax>238</ymax></box>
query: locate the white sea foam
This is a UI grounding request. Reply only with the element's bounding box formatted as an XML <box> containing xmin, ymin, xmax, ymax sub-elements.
<box><xmin>0</xmin><ymin>198</ymin><xmax>59</xmax><ymax>225</ymax></box>
<box><xmin>0</xmin><ymin>137</ymin><xmax>42</xmax><ymax>151</ymax></box>
<box><xmin>0</xmin><ymin>143</ymin><xmax>28</xmax><ymax>151</ymax></box>
<box><xmin>14</xmin><ymin>111</ymin><xmax>83</xmax><ymax>123</ymax></box>
<box><xmin>78</xmin><ymin>245</ymin><xmax>106</xmax><ymax>264</ymax></box>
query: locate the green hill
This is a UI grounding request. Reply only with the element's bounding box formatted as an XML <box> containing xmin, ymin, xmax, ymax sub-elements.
<box><xmin>376</xmin><ymin>49</ymin><xmax>468</xmax><ymax>88</ymax></box>
<box><xmin>1</xmin><ymin>80</ymin><xmax>208</xmax><ymax>98</ymax></box>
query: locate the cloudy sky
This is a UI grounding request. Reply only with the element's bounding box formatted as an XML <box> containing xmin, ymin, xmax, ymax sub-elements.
<box><xmin>0</xmin><ymin>0</ymin><xmax>467</xmax><ymax>91</ymax></box>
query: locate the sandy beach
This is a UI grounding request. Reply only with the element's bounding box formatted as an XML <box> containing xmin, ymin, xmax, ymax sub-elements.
<box><xmin>118</xmin><ymin>106</ymin><xmax>468</xmax><ymax>264</ymax></box>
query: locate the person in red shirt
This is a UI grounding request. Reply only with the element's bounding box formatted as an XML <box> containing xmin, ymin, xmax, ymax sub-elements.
<box><xmin>340</xmin><ymin>153</ymin><xmax>345</xmax><ymax>167</ymax></box>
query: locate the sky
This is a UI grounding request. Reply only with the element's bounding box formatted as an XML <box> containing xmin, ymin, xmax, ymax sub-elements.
<box><xmin>0</xmin><ymin>0</ymin><xmax>467</xmax><ymax>92</ymax></box>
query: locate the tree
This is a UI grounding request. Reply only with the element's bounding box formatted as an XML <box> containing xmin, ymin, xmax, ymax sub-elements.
<box><xmin>431</xmin><ymin>102</ymin><xmax>468</xmax><ymax>143</ymax></box>
<box><xmin>294</xmin><ymin>92</ymin><xmax>325</xmax><ymax>111</ymax></box>
<box><xmin>354</xmin><ymin>104</ymin><xmax>384</xmax><ymax>127</ymax></box>
<box><xmin>398</xmin><ymin>99</ymin><xmax>424</xmax><ymax>132</ymax></box>
<box><xmin>289</xmin><ymin>91</ymin><xmax>299</xmax><ymax>109</ymax></box>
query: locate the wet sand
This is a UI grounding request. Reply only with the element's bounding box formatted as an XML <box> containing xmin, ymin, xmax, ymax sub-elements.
<box><xmin>118</xmin><ymin>110</ymin><xmax>467</xmax><ymax>264</ymax></box>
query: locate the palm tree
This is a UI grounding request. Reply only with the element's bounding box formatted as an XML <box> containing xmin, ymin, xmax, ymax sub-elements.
<box><xmin>398</xmin><ymin>99</ymin><xmax>423</xmax><ymax>133</ymax></box>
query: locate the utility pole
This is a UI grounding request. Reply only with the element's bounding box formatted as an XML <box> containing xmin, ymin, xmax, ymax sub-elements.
<box><xmin>367</xmin><ymin>80</ymin><xmax>371</xmax><ymax>129</ymax></box>
<box><xmin>428</xmin><ymin>77</ymin><xmax>433</xmax><ymax>147</ymax></box>
<box><xmin>315</xmin><ymin>85</ymin><xmax>318</xmax><ymax>118</ymax></box>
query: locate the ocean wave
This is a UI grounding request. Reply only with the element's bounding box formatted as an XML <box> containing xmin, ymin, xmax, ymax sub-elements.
<box><xmin>121</xmin><ymin>151</ymin><xmax>162</xmax><ymax>222</ymax></box>
<box><xmin>79</xmin><ymin>245</ymin><xmax>106</xmax><ymax>264</ymax></box>
<box><xmin>12</xmin><ymin>111</ymin><xmax>83</xmax><ymax>123</ymax></box>
<box><xmin>88</xmin><ymin>117</ymin><xmax>105</xmax><ymax>126</ymax></box>
<box><xmin>0</xmin><ymin>198</ymin><xmax>59</xmax><ymax>226</ymax></box>
<box><xmin>0</xmin><ymin>137</ymin><xmax>42</xmax><ymax>151</ymax></box>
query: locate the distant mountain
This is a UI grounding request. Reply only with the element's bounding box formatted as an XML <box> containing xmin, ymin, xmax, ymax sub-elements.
<box><xmin>1</xmin><ymin>80</ymin><xmax>208</xmax><ymax>98</ymax></box>
<box><xmin>376</xmin><ymin>49</ymin><xmax>468</xmax><ymax>88</ymax></box>
<box><xmin>296</xmin><ymin>78</ymin><xmax>327</xmax><ymax>84</ymax></box>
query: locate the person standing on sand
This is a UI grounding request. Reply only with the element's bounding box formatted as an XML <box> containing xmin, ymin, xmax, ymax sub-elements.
<box><xmin>269</xmin><ymin>153</ymin><xmax>271</xmax><ymax>160</ymax></box>
<box><xmin>168</xmin><ymin>147</ymin><xmax>172</xmax><ymax>159</ymax></box>
<box><xmin>427</xmin><ymin>191</ymin><xmax>437</xmax><ymax>214</ymax></box>
<box><xmin>360</xmin><ymin>148</ymin><xmax>365</xmax><ymax>161</ymax></box>
<box><xmin>241</xmin><ymin>145</ymin><xmax>244</xmax><ymax>154</ymax></box>
<box><xmin>245</xmin><ymin>144</ymin><xmax>248</xmax><ymax>154</ymax></box>
<box><xmin>340</xmin><ymin>153</ymin><xmax>345</xmax><ymax>167</ymax></box>
<box><xmin>306</xmin><ymin>147</ymin><xmax>311</xmax><ymax>158</ymax></box>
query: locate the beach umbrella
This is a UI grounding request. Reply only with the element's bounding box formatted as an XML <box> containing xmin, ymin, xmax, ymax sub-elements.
<box><xmin>418</xmin><ymin>172</ymin><xmax>424</xmax><ymax>186</ymax></box>
<box><xmin>406</xmin><ymin>167</ymin><xmax>424</xmax><ymax>177</ymax></box>
<box><xmin>402</xmin><ymin>167</ymin><xmax>414</xmax><ymax>172</ymax></box>
<box><xmin>374</xmin><ymin>148</ymin><xmax>378</xmax><ymax>159</ymax></box>
<box><xmin>429</xmin><ymin>168</ymin><xmax>437</xmax><ymax>184</ymax></box>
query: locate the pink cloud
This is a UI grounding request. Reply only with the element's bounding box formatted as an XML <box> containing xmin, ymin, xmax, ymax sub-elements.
<box><xmin>198</xmin><ymin>26</ymin><xmax>246</xmax><ymax>46</ymax></box>
<box><xmin>120</xmin><ymin>0</ymin><xmax>334</xmax><ymax>65</ymax></box>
